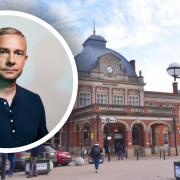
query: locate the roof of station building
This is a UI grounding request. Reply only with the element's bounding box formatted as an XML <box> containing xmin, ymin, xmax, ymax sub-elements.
<box><xmin>75</xmin><ymin>33</ymin><xmax>137</xmax><ymax>77</ymax></box>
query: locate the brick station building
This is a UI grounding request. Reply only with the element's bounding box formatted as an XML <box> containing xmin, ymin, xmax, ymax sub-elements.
<box><xmin>55</xmin><ymin>32</ymin><xmax>180</xmax><ymax>157</ymax></box>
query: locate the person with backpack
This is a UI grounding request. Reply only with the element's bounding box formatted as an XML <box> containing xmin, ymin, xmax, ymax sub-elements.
<box><xmin>115</xmin><ymin>143</ymin><xmax>124</xmax><ymax>160</ymax></box>
<box><xmin>89</xmin><ymin>143</ymin><xmax>103</xmax><ymax>173</ymax></box>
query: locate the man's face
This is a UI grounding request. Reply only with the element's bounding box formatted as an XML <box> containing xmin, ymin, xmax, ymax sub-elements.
<box><xmin>0</xmin><ymin>34</ymin><xmax>27</xmax><ymax>82</ymax></box>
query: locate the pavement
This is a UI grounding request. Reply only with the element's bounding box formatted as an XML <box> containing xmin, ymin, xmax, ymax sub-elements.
<box><xmin>2</xmin><ymin>156</ymin><xmax>179</xmax><ymax>180</ymax></box>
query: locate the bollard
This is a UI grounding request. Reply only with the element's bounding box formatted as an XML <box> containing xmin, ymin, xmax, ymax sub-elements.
<box><xmin>136</xmin><ymin>150</ymin><xmax>139</xmax><ymax>161</ymax></box>
<box><xmin>160</xmin><ymin>150</ymin><xmax>162</xmax><ymax>159</ymax></box>
<box><xmin>163</xmin><ymin>150</ymin><xmax>165</xmax><ymax>160</ymax></box>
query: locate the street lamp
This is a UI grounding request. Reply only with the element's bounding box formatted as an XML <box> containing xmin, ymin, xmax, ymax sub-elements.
<box><xmin>173</xmin><ymin>117</ymin><xmax>178</xmax><ymax>156</ymax></box>
<box><xmin>66</xmin><ymin>118</ymin><xmax>70</xmax><ymax>152</ymax></box>
<box><xmin>96</xmin><ymin>115</ymin><xmax>99</xmax><ymax>142</ymax></box>
<box><xmin>167</xmin><ymin>63</ymin><xmax>179</xmax><ymax>156</ymax></box>
<box><xmin>80</xmin><ymin>127</ymin><xmax>83</xmax><ymax>157</ymax></box>
<box><xmin>167</xmin><ymin>62</ymin><xmax>180</xmax><ymax>81</ymax></box>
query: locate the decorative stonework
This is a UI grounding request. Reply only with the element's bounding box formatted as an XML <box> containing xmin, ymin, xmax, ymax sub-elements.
<box><xmin>91</xmin><ymin>53</ymin><xmax>126</xmax><ymax>79</ymax></box>
<box><xmin>79</xmin><ymin>85</ymin><xmax>92</xmax><ymax>91</ymax></box>
<box><xmin>162</xmin><ymin>103</ymin><xmax>175</xmax><ymax>108</ymax></box>
<box><xmin>96</xmin><ymin>87</ymin><xmax>109</xmax><ymax>92</ymax></box>
<box><xmin>113</xmin><ymin>88</ymin><xmax>125</xmax><ymax>94</ymax></box>
<box><xmin>128</xmin><ymin>89</ymin><xmax>139</xmax><ymax>95</ymax></box>
<box><xmin>145</xmin><ymin>102</ymin><xmax>158</xmax><ymax>107</ymax></box>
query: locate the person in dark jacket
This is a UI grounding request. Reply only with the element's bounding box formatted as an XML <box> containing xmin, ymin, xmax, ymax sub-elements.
<box><xmin>0</xmin><ymin>27</ymin><xmax>48</xmax><ymax>148</ymax></box>
<box><xmin>1</xmin><ymin>154</ymin><xmax>7</xmax><ymax>180</ymax></box>
<box><xmin>89</xmin><ymin>143</ymin><xmax>103</xmax><ymax>173</ymax></box>
<box><xmin>7</xmin><ymin>153</ymin><xmax>16</xmax><ymax>177</ymax></box>
<box><xmin>115</xmin><ymin>143</ymin><xmax>124</xmax><ymax>160</ymax></box>
<box><xmin>27</xmin><ymin>146</ymin><xmax>41</xmax><ymax>178</ymax></box>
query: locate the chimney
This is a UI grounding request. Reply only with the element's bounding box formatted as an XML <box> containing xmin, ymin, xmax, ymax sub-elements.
<box><xmin>173</xmin><ymin>82</ymin><xmax>178</xmax><ymax>94</ymax></box>
<box><xmin>129</xmin><ymin>60</ymin><xmax>136</xmax><ymax>72</ymax></box>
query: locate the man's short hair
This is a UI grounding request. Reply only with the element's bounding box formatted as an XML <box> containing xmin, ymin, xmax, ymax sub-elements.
<box><xmin>0</xmin><ymin>27</ymin><xmax>27</xmax><ymax>46</ymax></box>
<box><xmin>0</xmin><ymin>27</ymin><xmax>24</xmax><ymax>37</ymax></box>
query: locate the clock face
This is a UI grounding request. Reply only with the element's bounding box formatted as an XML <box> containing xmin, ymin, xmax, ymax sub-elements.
<box><xmin>106</xmin><ymin>66</ymin><xmax>113</xmax><ymax>74</ymax></box>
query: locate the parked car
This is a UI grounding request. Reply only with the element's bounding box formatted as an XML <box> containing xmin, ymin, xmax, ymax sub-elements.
<box><xmin>16</xmin><ymin>144</ymin><xmax>57</xmax><ymax>170</ymax></box>
<box><xmin>88</xmin><ymin>154</ymin><xmax>104</xmax><ymax>164</ymax></box>
<box><xmin>56</xmin><ymin>151</ymin><xmax>72</xmax><ymax>165</ymax></box>
<box><xmin>40</xmin><ymin>144</ymin><xmax>57</xmax><ymax>165</ymax></box>
<box><xmin>15</xmin><ymin>151</ymin><xmax>31</xmax><ymax>170</ymax></box>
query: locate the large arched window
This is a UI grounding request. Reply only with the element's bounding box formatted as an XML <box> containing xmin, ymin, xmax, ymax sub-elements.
<box><xmin>132</xmin><ymin>124</ymin><xmax>143</xmax><ymax>146</ymax></box>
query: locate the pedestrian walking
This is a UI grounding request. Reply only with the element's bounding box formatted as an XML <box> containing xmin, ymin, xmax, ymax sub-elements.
<box><xmin>1</xmin><ymin>154</ymin><xmax>7</xmax><ymax>180</ymax></box>
<box><xmin>115</xmin><ymin>143</ymin><xmax>124</xmax><ymax>160</ymax></box>
<box><xmin>27</xmin><ymin>146</ymin><xmax>41</xmax><ymax>178</ymax></box>
<box><xmin>89</xmin><ymin>143</ymin><xmax>103</xmax><ymax>173</ymax></box>
<box><xmin>7</xmin><ymin>153</ymin><xmax>16</xmax><ymax>177</ymax></box>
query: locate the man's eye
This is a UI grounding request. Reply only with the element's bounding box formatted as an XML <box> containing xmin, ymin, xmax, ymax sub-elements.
<box><xmin>15</xmin><ymin>51</ymin><xmax>24</xmax><ymax>56</ymax></box>
<box><xmin>0</xmin><ymin>50</ymin><xmax>8</xmax><ymax>54</ymax></box>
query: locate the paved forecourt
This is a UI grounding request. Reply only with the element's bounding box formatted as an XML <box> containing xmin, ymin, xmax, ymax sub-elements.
<box><xmin>4</xmin><ymin>156</ymin><xmax>178</xmax><ymax>180</ymax></box>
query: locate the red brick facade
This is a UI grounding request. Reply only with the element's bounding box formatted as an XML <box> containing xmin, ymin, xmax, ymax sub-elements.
<box><xmin>56</xmin><ymin>33</ymin><xmax>180</xmax><ymax>157</ymax></box>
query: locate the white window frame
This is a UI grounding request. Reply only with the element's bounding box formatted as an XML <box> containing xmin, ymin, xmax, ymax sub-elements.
<box><xmin>128</xmin><ymin>95</ymin><xmax>139</xmax><ymax>106</ymax></box>
<box><xmin>113</xmin><ymin>94</ymin><xmax>124</xmax><ymax>105</ymax></box>
<box><xmin>96</xmin><ymin>93</ymin><xmax>108</xmax><ymax>104</ymax></box>
<box><xmin>79</xmin><ymin>91</ymin><xmax>91</xmax><ymax>107</ymax></box>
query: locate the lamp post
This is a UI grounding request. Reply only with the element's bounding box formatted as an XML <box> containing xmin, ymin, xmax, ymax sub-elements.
<box><xmin>96</xmin><ymin>115</ymin><xmax>99</xmax><ymax>142</ymax></box>
<box><xmin>167</xmin><ymin>63</ymin><xmax>180</xmax><ymax>156</ymax></box>
<box><xmin>173</xmin><ymin>117</ymin><xmax>178</xmax><ymax>156</ymax></box>
<box><xmin>66</xmin><ymin>118</ymin><xmax>70</xmax><ymax>152</ymax></box>
<box><xmin>80</xmin><ymin>127</ymin><xmax>83</xmax><ymax>157</ymax></box>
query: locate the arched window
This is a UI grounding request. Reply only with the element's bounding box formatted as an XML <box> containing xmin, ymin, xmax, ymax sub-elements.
<box><xmin>132</xmin><ymin>124</ymin><xmax>143</xmax><ymax>145</ymax></box>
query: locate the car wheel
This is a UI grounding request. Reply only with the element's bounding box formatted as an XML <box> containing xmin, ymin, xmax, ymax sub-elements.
<box><xmin>53</xmin><ymin>161</ymin><xmax>58</xmax><ymax>167</ymax></box>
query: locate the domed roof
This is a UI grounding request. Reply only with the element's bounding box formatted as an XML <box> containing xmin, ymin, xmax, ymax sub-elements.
<box><xmin>75</xmin><ymin>34</ymin><xmax>137</xmax><ymax>77</ymax></box>
<box><xmin>82</xmin><ymin>34</ymin><xmax>107</xmax><ymax>48</ymax></box>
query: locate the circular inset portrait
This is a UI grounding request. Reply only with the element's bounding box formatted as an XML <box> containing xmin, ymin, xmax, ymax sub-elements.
<box><xmin>0</xmin><ymin>11</ymin><xmax>78</xmax><ymax>153</ymax></box>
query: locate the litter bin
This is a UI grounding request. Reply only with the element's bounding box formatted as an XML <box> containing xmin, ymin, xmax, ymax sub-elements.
<box><xmin>174</xmin><ymin>162</ymin><xmax>180</xmax><ymax>180</ymax></box>
<box><xmin>25</xmin><ymin>159</ymin><xmax>50</xmax><ymax>175</ymax></box>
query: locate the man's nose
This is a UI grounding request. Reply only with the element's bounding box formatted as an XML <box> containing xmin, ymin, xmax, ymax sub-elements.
<box><xmin>6</xmin><ymin>52</ymin><xmax>15</xmax><ymax>66</ymax></box>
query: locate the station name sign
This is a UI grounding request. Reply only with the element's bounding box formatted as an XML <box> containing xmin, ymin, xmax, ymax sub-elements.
<box><xmin>101</xmin><ymin>117</ymin><xmax>116</xmax><ymax>123</ymax></box>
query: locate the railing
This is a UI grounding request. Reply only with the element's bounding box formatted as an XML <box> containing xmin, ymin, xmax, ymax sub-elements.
<box><xmin>99</xmin><ymin>106</ymin><xmax>125</xmax><ymax>112</ymax></box>
<box><xmin>148</xmin><ymin>107</ymin><xmax>172</xmax><ymax>114</ymax></box>
<box><xmin>72</xmin><ymin>104</ymin><xmax>174</xmax><ymax>118</ymax></box>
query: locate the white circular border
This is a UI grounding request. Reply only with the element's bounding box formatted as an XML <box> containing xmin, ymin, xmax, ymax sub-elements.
<box><xmin>0</xmin><ymin>10</ymin><xmax>78</xmax><ymax>153</ymax></box>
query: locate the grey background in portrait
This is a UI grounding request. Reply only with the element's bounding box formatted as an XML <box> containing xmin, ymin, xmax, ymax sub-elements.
<box><xmin>0</xmin><ymin>15</ymin><xmax>73</xmax><ymax>131</ymax></box>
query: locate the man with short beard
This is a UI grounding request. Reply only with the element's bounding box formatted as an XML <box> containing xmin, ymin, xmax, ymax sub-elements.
<box><xmin>0</xmin><ymin>27</ymin><xmax>48</xmax><ymax>148</ymax></box>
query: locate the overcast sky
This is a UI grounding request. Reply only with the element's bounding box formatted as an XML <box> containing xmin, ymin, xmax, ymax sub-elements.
<box><xmin>0</xmin><ymin>0</ymin><xmax>180</xmax><ymax>92</ymax></box>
